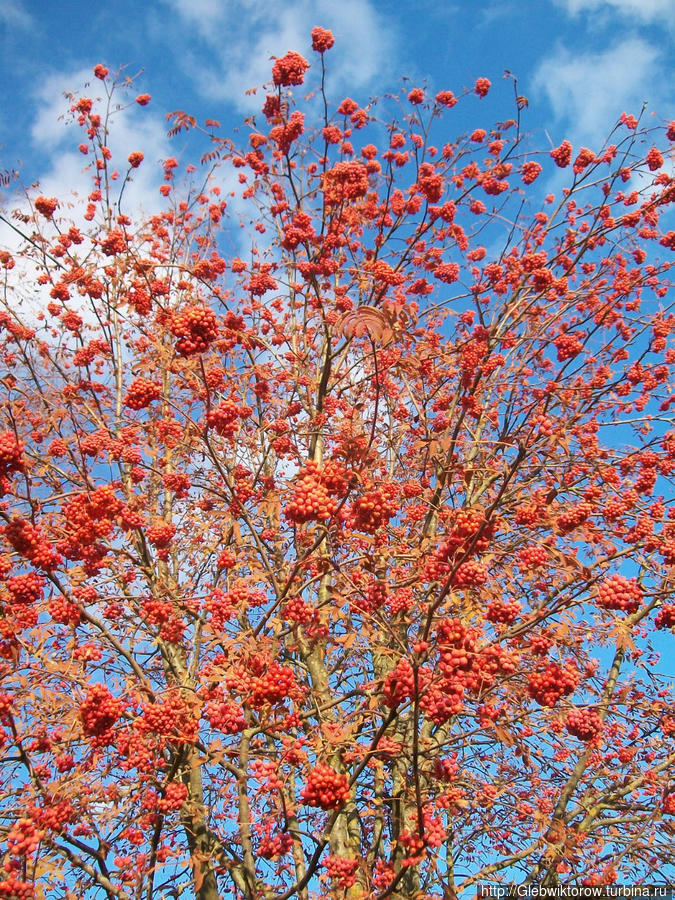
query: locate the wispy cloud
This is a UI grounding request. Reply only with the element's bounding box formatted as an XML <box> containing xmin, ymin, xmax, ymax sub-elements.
<box><xmin>0</xmin><ymin>0</ymin><xmax>32</xmax><ymax>30</ymax></box>
<box><xmin>553</xmin><ymin>0</ymin><xmax>675</xmax><ymax>24</ymax></box>
<box><xmin>156</xmin><ymin>0</ymin><xmax>395</xmax><ymax>112</ymax></box>
<box><xmin>532</xmin><ymin>37</ymin><xmax>666</xmax><ymax>146</ymax></box>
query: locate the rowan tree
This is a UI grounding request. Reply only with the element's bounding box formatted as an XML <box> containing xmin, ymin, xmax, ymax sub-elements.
<box><xmin>0</xmin><ymin>30</ymin><xmax>674</xmax><ymax>900</ymax></box>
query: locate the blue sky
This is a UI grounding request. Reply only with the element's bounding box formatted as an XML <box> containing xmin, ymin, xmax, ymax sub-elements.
<box><xmin>0</xmin><ymin>0</ymin><xmax>673</xmax><ymax>207</ymax></box>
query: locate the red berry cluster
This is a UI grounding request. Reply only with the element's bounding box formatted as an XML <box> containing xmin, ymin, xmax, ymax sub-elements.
<box><xmin>162</xmin><ymin>472</ymin><xmax>191</xmax><ymax>498</ymax></box>
<box><xmin>170</xmin><ymin>305</ymin><xmax>219</xmax><ymax>355</ymax></box>
<box><xmin>0</xmin><ymin>877</ymin><xmax>34</xmax><ymax>899</ymax></box>
<box><xmin>554</xmin><ymin>331</ymin><xmax>584</xmax><ymax>361</ymax></box>
<box><xmin>249</xmin><ymin>662</ymin><xmax>297</xmax><ymax>708</ymax></box>
<box><xmin>258</xmin><ymin>830</ymin><xmax>293</xmax><ymax>860</ymax></box>
<box><xmin>285</xmin><ymin>462</ymin><xmax>337</xmax><ymax>524</ymax></box>
<box><xmin>351</xmin><ymin>485</ymin><xmax>399</xmax><ymax>533</ymax></box>
<box><xmin>283</xmin><ymin>596</ymin><xmax>315</xmax><ymax>625</ymax></box>
<box><xmin>566</xmin><ymin>707</ymin><xmax>604</xmax><ymax>741</ymax></box>
<box><xmin>3</xmin><ymin>518</ymin><xmax>62</xmax><ymax>570</ymax></box>
<box><xmin>157</xmin><ymin>781</ymin><xmax>187</xmax><ymax>812</ymax></box>
<box><xmin>451</xmin><ymin>560</ymin><xmax>488</xmax><ymax>589</ymax></box>
<box><xmin>301</xmin><ymin>764</ymin><xmax>350</xmax><ymax>810</ymax></box>
<box><xmin>528</xmin><ymin>662</ymin><xmax>578</xmax><ymax>707</ymax></box>
<box><xmin>397</xmin><ymin>829</ymin><xmax>426</xmax><ymax>867</ymax></box>
<box><xmin>123</xmin><ymin>378</ymin><xmax>161</xmax><ymax>410</ymax></box>
<box><xmin>146</xmin><ymin>521</ymin><xmax>176</xmax><ymax>549</ymax></box>
<box><xmin>80</xmin><ymin>683</ymin><xmax>121</xmax><ymax>738</ymax></box>
<box><xmin>272</xmin><ymin>50</ymin><xmax>309</xmax><ymax>86</ymax></box>
<box><xmin>0</xmin><ymin>431</ymin><xmax>24</xmax><ymax>477</ymax></box>
<box><xmin>597</xmin><ymin>575</ymin><xmax>643</xmax><ymax>614</ymax></box>
<box><xmin>437</xmin><ymin>508</ymin><xmax>494</xmax><ymax>561</ymax></box>
<box><xmin>6</xmin><ymin>572</ymin><xmax>45</xmax><ymax>605</ymax></box>
<box><xmin>663</xmin><ymin>794</ymin><xmax>675</xmax><ymax>816</ymax></box>
<box><xmin>486</xmin><ymin>599</ymin><xmax>521</xmax><ymax>624</ymax></box>
<box><xmin>556</xmin><ymin>501</ymin><xmax>593</xmax><ymax>534</ymax></box>
<box><xmin>216</xmin><ymin>549</ymin><xmax>235</xmax><ymax>569</ymax></box>
<box><xmin>517</xmin><ymin>544</ymin><xmax>549</xmax><ymax>569</ymax></box>
<box><xmin>206</xmin><ymin>399</ymin><xmax>250</xmax><ymax>437</ymax></box>
<box><xmin>383</xmin><ymin>658</ymin><xmax>418</xmax><ymax>707</ymax></box>
<box><xmin>6</xmin><ymin>818</ymin><xmax>43</xmax><ymax>857</ymax></box>
<box><xmin>47</xmin><ymin>595</ymin><xmax>81</xmax><ymax>626</ymax></box>
<box><xmin>655</xmin><ymin>604</ymin><xmax>675</xmax><ymax>629</ymax></box>
<box><xmin>204</xmin><ymin>699</ymin><xmax>247</xmax><ymax>734</ymax></box>
<box><xmin>324</xmin><ymin>855</ymin><xmax>359</xmax><ymax>889</ymax></box>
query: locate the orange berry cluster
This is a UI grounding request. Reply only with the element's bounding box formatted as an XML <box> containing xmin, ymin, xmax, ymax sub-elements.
<box><xmin>157</xmin><ymin>781</ymin><xmax>187</xmax><ymax>812</ymax></box>
<box><xmin>249</xmin><ymin>662</ymin><xmax>297</xmax><ymax>708</ymax></box>
<box><xmin>123</xmin><ymin>378</ymin><xmax>161</xmax><ymax>410</ymax></box>
<box><xmin>556</xmin><ymin>501</ymin><xmax>593</xmax><ymax>534</ymax></box>
<box><xmin>301</xmin><ymin>764</ymin><xmax>350</xmax><ymax>810</ymax></box>
<box><xmin>655</xmin><ymin>604</ymin><xmax>675</xmax><ymax>629</ymax></box>
<box><xmin>285</xmin><ymin>462</ymin><xmax>338</xmax><ymax>524</ymax></box>
<box><xmin>517</xmin><ymin>545</ymin><xmax>549</xmax><ymax>569</ymax></box>
<box><xmin>47</xmin><ymin>596</ymin><xmax>81</xmax><ymax>626</ymax></box>
<box><xmin>528</xmin><ymin>662</ymin><xmax>578</xmax><ymax>707</ymax></box>
<box><xmin>597</xmin><ymin>575</ymin><xmax>643</xmax><ymax>614</ymax></box>
<box><xmin>663</xmin><ymin>794</ymin><xmax>675</xmax><ymax>816</ymax></box>
<box><xmin>486</xmin><ymin>599</ymin><xmax>521</xmax><ymax>624</ymax></box>
<box><xmin>554</xmin><ymin>331</ymin><xmax>584</xmax><ymax>361</ymax></box>
<box><xmin>324</xmin><ymin>855</ymin><xmax>359</xmax><ymax>889</ymax></box>
<box><xmin>204</xmin><ymin>699</ymin><xmax>247</xmax><ymax>734</ymax></box>
<box><xmin>6</xmin><ymin>572</ymin><xmax>45</xmax><ymax>605</ymax></box>
<box><xmin>139</xmin><ymin>693</ymin><xmax>197</xmax><ymax>741</ymax></box>
<box><xmin>80</xmin><ymin>683</ymin><xmax>121</xmax><ymax>738</ymax></box>
<box><xmin>3</xmin><ymin>518</ymin><xmax>62</xmax><ymax>570</ymax></box>
<box><xmin>351</xmin><ymin>486</ymin><xmax>399</xmax><ymax>534</ymax></box>
<box><xmin>170</xmin><ymin>304</ymin><xmax>219</xmax><ymax>356</ymax></box>
<box><xmin>206</xmin><ymin>399</ymin><xmax>250</xmax><ymax>437</ymax></box>
<box><xmin>451</xmin><ymin>560</ymin><xmax>488</xmax><ymax>589</ymax></box>
<box><xmin>146</xmin><ymin>521</ymin><xmax>176</xmax><ymax>549</ymax></box>
<box><xmin>0</xmin><ymin>431</ymin><xmax>24</xmax><ymax>477</ymax></box>
<box><xmin>566</xmin><ymin>707</ymin><xmax>603</xmax><ymax>741</ymax></box>
<box><xmin>437</xmin><ymin>508</ymin><xmax>494</xmax><ymax>561</ymax></box>
<box><xmin>0</xmin><ymin>877</ymin><xmax>35</xmax><ymax>899</ymax></box>
<box><xmin>6</xmin><ymin>818</ymin><xmax>44</xmax><ymax>857</ymax></box>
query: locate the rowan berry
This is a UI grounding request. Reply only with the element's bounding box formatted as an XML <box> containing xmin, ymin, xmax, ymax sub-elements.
<box><xmin>80</xmin><ymin>684</ymin><xmax>121</xmax><ymax>740</ymax></box>
<box><xmin>272</xmin><ymin>51</ymin><xmax>309</xmax><ymax>87</ymax></box>
<box><xmin>170</xmin><ymin>305</ymin><xmax>219</xmax><ymax>356</ymax></box>
<box><xmin>596</xmin><ymin>575</ymin><xmax>642</xmax><ymax>614</ymax></box>
<box><xmin>655</xmin><ymin>604</ymin><xmax>675</xmax><ymax>629</ymax></box>
<box><xmin>324</xmin><ymin>855</ymin><xmax>359</xmax><ymax>889</ymax></box>
<box><xmin>528</xmin><ymin>661</ymin><xmax>578</xmax><ymax>707</ymax></box>
<box><xmin>566</xmin><ymin>707</ymin><xmax>603</xmax><ymax>741</ymax></box>
<box><xmin>301</xmin><ymin>764</ymin><xmax>350</xmax><ymax>810</ymax></box>
<box><xmin>0</xmin><ymin>432</ymin><xmax>25</xmax><ymax>477</ymax></box>
<box><xmin>123</xmin><ymin>378</ymin><xmax>161</xmax><ymax>410</ymax></box>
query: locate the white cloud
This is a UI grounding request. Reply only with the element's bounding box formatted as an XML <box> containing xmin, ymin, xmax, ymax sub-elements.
<box><xmin>158</xmin><ymin>0</ymin><xmax>395</xmax><ymax>111</ymax></box>
<box><xmin>532</xmin><ymin>38</ymin><xmax>666</xmax><ymax>146</ymax></box>
<box><xmin>554</xmin><ymin>0</ymin><xmax>675</xmax><ymax>23</ymax></box>
<box><xmin>0</xmin><ymin>0</ymin><xmax>32</xmax><ymax>29</ymax></box>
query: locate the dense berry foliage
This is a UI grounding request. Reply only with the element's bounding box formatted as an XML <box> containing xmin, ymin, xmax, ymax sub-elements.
<box><xmin>0</xmin><ymin>29</ymin><xmax>674</xmax><ymax>900</ymax></box>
